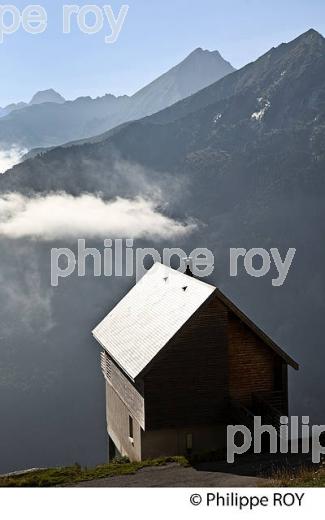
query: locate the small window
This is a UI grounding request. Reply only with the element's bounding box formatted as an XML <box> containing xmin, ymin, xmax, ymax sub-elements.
<box><xmin>129</xmin><ymin>416</ymin><xmax>134</xmax><ymax>441</ymax></box>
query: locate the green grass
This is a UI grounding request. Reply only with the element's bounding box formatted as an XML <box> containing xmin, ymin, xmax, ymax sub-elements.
<box><xmin>266</xmin><ymin>464</ymin><xmax>325</xmax><ymax>487</ymax></box>
<box><xmin>4</xmin><ymin>453</ymin><xmax>323</xmax><ymax>487</ymax></box>
<box><xmin>0</xmin><ymin>456</ymin><xmax>189</xmax><ymax>487</ymax></box>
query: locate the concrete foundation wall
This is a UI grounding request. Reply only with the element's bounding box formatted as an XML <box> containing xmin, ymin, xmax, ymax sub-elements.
<box><xmin>106</xmin><ymin>381</ymin><xmax>227</xmax><ymax>461</ymax></box>
<box><xmin>106</xmin><ymin>383</ymin><xmax>142</xmax><ymax>461</ymax></box>
<box><xmin>141</xmin><ymin>423</ymin><xmax>227</xmax><ymax>460</ymax></box>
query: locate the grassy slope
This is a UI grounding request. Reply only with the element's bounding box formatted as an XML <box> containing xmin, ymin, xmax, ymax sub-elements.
<box><xmin>0</xmin><ymin>457</ymin><xmax>189</xmax><ymax>487</ymax></box>
<box><xmin>267</xmin><ymin>465</ymin><xmax>325</xmax><ymax>487</ymax></box>
<box><xmin>1</xmin><ymin>456</ymin><xmax>324</xmax><ymax>487</ymax></box>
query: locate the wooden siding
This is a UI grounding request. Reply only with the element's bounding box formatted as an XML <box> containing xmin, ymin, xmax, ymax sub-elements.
<box><xmin>227</xmin><ymin>311</ymin><xmax>287</xmax><ymax>410</ymax></box>
<box><xmin>143</xmin><ymin>294</ymin><xmax>289</xmax><ymax>430</ymax></box>
<box><xmin>101</xmin><ymin>352</ymin><xmax>145</xmax><ymax>429</ymax></box>
<box><xmin>143</xmin><ymin>295</ymin><xmax>229</xmax><ymax>430</ymax></box>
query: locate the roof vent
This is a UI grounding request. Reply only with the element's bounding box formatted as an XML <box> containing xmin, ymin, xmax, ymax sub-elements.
<box><xmin>183</xmin><ymin>256</ymin><xmax>194</xmax><ymax>277</ymax></box>
<box><xmin>163</xmin><ymin>277</ymin><xmax>168</xmax><ymax>282</ymax></box>
<box><xmin>182</xmin><ymin>286</ymin><xmax>188</xmax><ymax>292</ymax></box>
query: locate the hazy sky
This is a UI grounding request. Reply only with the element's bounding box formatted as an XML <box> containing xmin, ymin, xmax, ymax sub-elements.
<box><xmin>1</xmin><ymin>0</ymin><xmax>325</xmax><ymax>105</ymax></box>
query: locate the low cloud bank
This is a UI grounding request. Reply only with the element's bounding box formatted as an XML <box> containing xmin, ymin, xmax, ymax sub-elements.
<box><xmin>0</xmin><ymin>192</ymin><xmax>196</xmax><ymax>240</ymax></box>
<box><xmin>0</xmin><ymin>147</ymin><xmax>27</xmax><ymax>173</ymax></box>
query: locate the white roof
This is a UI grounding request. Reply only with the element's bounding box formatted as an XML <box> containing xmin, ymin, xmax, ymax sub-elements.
<box><xmin>92</xmin><ymin>263</ymin><xmax>216</xmax><ymax>380</ymax></box>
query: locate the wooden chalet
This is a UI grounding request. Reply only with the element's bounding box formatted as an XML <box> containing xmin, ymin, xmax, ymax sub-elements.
<box><xmin>92</xmin><ymin>262</ymin><xmax>298</xmax><ymax>461</ymax></box>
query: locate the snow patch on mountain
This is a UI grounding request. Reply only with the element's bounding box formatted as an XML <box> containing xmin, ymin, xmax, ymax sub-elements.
<box><xmin>213</xmin><ymin>113</ymin><xmax>223</xmax><ymax>123</ymax></box>
<box><xmin>251</xmin><ymin>99</ymin><xmax>271</xmax><ymax>121</ymax></box>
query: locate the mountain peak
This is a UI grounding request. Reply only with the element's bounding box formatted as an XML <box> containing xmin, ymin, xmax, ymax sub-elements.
<box><xmin>188</xmin><ymin>47</ymin><xmax>223</xmax><ymax>60</ymax></box>
<box><xmin>302</xmin><ymin>28</ymin><xmax>323</xmax><ymax>39</ymax></box>
<box><xmin>130</xmin><ymin>47</ymin><xmax>235</xmax><ymax>118</ymax></box>
<box><xmin>180</xmin><ymin>47</ymin><xmax>235</xmax><ymax>74</ymax></box>
<box><xmin>191</xmin><ymin>47</ymin><xmax>206</xmax><ymax>55</ymax></box>
<box><xmin>288</xmin><ymin>28</ymin><xmax>324</xmax><ymax>49</ymax></box>
<box><xmin>30</xmin><ymin>89</ymin><xmax>66</xmax><ymax>105</ymax></box>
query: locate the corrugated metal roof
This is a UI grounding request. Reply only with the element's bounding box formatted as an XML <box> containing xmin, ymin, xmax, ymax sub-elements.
<box><xmin>92</xmin><ymin>263</ymin><xmax>216</xmax><ymax>381</ymax></box>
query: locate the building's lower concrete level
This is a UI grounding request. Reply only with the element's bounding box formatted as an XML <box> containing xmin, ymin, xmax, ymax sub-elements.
<box><xmin>106</xmin><ymin>383</ymin><xmax>227</xmax><ymax>462</ymax></box>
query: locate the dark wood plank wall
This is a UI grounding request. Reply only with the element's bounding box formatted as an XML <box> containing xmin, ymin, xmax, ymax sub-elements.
<box><xmin>143</xmin><ymin>296</ymin><xmax>229</xmax><ymax>430</ymax></box>
<box><xmin>143</xmin><ymin>294</ymin><xmax>289</xmax><ymax>429</ymax></box>
<box><xmin>227</xmin><ymin>311</ymin><xmax>285</xmax><ymax>408</ymax></box>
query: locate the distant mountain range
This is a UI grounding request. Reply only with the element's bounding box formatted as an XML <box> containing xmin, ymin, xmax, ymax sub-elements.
<box><xmin>0</xmin><ymin>49</ymin><xmax>234</xmax><ymax>151</ymax></box>
<box><xmin>0</xmin><ymin>89</ymin><xmax>66</xmax><ymax>118</ymax></box>
<box><xmin>5</xmin><ymin>29</ymin><xmax>324</xmax><ymax>202</ymax></box>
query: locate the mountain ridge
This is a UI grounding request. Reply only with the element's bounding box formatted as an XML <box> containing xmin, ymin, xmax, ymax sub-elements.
<box><xmin>0</xmin><ymin>89</ymin><xmax>66</xmax><ymax>118</ymax></box>
<box><xmin>0</xmin><ymin>48</ymin><xmax>234</xmax><ymax>151</ymax></box>
<box><xmin>22</xmin><ymin>29</ymin><xmax>324</xmax><ymax>164</ymax></box>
